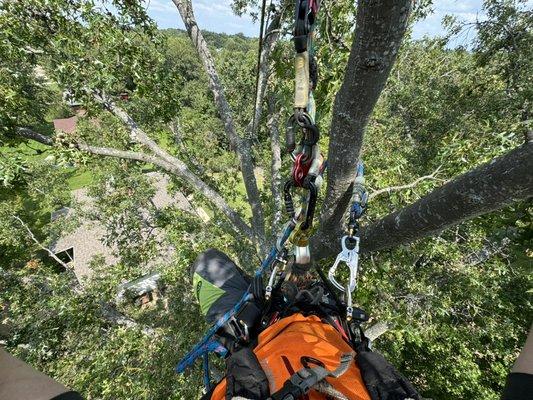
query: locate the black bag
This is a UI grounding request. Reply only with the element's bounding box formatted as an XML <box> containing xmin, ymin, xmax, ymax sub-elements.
<box><xmin>225</xmin><ymin>344</ymin><xmax>270</xmax><ymax>400</ymax></box>
<box><xmin>356</xmin><ymin>341</ymin><xmax>421</xmax><ymax>400</ymax></box>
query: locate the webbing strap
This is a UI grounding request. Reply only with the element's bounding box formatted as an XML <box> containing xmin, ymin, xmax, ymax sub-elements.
<box><xmin>269</xmin><ymin>352</ymin><xmax>354</xmax><ymax>400</ymax></box>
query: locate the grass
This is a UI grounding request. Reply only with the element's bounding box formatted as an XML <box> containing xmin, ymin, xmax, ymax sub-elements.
<box><xmin>67</xmin><ymin>170</ymin><xmax>93</xmax><ymax>190</ymax></box>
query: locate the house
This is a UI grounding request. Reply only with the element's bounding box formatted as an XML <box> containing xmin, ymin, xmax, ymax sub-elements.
<box><xmin>50</xmin><ymin>172</ymin><xmax>203</xmax><ymax>280</ymax></box>
<box><xmin>52</xmin><ymin>116</ymin><xmax>78</xmax><ymax>134</ymax></box>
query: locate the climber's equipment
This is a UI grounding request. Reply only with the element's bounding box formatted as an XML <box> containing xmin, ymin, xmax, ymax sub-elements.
<box><xmin>327</xmin><ymin>161</ymin><xmax>367</xmax><ymax>321</ymax></box>
<box><xmin>283</xmin><ymin>0</ymin><xmax>323</xmax><ymax>266</ymax></box>
<box><xmin>328</xmin><ymin>236</ymin><xmax>360</xmax><ymax>289</ymax></box>
<box><xmin>270</xmin><ymin>352</ymin><xmax>355</xmax><ymax>400</ymax></box>
<box><xmin>176</xmin><ymin>220</ymin><xmax>296</xmax><ymax>378</ymax></box>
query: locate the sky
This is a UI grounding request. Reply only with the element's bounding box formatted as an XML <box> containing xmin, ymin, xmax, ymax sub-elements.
<box><xmin>146</xmin><ymin>0</ymin><xmax>488</xmax><ymax>39</ymax></box>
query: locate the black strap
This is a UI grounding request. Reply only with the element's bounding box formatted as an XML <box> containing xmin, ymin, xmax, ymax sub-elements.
<box><xmin>270</xmin><ymin>353</ymin><xmax>354</xmax><ymax>400</ymax></box>
<box><xmin>270</xmin><ymin>368</ymin><xmax>323</xmax><ymax>400</ymax></box>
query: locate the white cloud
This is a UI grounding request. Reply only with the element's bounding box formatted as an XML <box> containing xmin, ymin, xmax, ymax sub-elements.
<box><xmin>147</xmin><ymin>0</ymin><xmax>176</xmax><ymax>14</ymax></box>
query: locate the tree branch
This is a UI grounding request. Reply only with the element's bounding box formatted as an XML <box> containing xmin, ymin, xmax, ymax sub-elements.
<box><xmin>368</xmin><ymin>166</ymin><xmax>443</xmax><ymax>200</ymax></box>
<box><xmin>12</xmin><ymin>216</ymin><xmax>69</xmax><ymax>270</ymax></box>
<box><xmin>267</xmin><ymin>95</ymin><xmax>283</xmax><ymax>234</ymax></box>
<box><xmin>250</xmin><ymin>8</ymin><xmax>282</xmax><ymax>141</ymax></box>
<box><xmin>171</xmin><ymin>0</ymin><xmax>266</xmax><ymax>250</ymax></box>
<box><xmin>359</xmin><ymin>143</ymin><xmax>533</xmax><ymax>253</ymax></box>
<box><xmin>12</xmin><ymin>215</ymin><xmax>82</xmax><ymax>293</ymax></box>
<box><xmin>365</xmin><ymin>321</ymin><xmax>390</xmax><ymax>342</ymax></box>
<box><xmin>99</xmin><ymin>302</ymin><xmax>156</xmax><ymax>336</ymax></box>
<box><xmin>16</xmin><ymin>127</ymin><xmax>255</xmax><ymax>240</ymax></box>
<box><xmin>16</xmin><ymin>127</ymin><xmax>54</xmax><ymax>146</ymax></box>
<box><xmin>312</xmin><ymin>0</ymin><xmax>412</xmax><ymax>260</ymax></box>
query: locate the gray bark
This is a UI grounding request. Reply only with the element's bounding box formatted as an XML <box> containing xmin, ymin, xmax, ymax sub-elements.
<box><xmin>312</xmin><ymin>0</ymin><xmax>412</xmax><ymax>259</ymax></box>
<box><xmin>318</xmin><ymin>143</ymin><xmax>533</xmax><ymax>258</ymax></box>
<box><xmin>16</xmin><ymin>127</ymin><xmax>53</xmax><ymax>146</ymax></box>
<box><xmin>360</xmin><ymin>142</ymin><xmax>533</xmax><ymax>253</ymax></box>
<box><xmin>250</xmin><ymin>11</ymin><xmax>281</xmax><ymax>141</ymax></box>
<box><xmin>267</xmin><ymin>96</ymin><xmax>283</xmax><ymax>234</ymax></box>
<box><xmin>172</xmin><ymin>0</ymin><xmax>266</xmax><ymax>250</ymax></box>
<box><xmin>17</xmin><ymin>128</ymin><xmax>255</xmax><ymax>240</ymax></box>
<box><xmin>365</xmin><ymin>321</ymin><xmax>390</xmax><ymax>342</ymax></box>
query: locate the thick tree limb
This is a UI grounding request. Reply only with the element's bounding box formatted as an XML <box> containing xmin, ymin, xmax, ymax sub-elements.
<box><xmin>171</xmin><ymin>0</ymin><xmax>266</xmax><ymax>250</ymax></box>
<box><xmin>369</xmin><ymin>166</ymin><xmax>443</xmax><ymax>200</ymax></box>
<box><xmin>313</xmin><ymin>0</ymin><xmax>412</xmax><ymax>259</ymax></box>
<box><xmin>359</xmin><ymin>143</ymin><xmax>533</xmax><ymax>253</ymax></box>
<box><xmin>17</xmin><ymin>127</ymin><xmax>255</xmax><ymax>239</ymax></box>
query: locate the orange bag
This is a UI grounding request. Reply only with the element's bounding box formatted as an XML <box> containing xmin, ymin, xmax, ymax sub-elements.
<box><xmin>211</xmin><ymin>313</ymin><xmax>370</xmax><ymax>400</ymax></box>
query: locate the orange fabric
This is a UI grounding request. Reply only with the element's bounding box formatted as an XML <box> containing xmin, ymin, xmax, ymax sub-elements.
<box><xmin>211</xmin><ymin>313</ymin><xmax>370</xmax><ymax>400</ymax></box>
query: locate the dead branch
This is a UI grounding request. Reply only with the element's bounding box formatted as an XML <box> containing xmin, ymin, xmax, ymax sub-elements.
<box><xmin>369</xmin><ymin>165</ymin><xmax>443</xmax><ymax>200</ymax></box>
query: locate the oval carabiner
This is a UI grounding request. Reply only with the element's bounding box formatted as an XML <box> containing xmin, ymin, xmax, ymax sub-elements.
<box><xmin>295</xmin><ymin>113</ymin><xmax>319</xmax><ymax>147</ymax></box>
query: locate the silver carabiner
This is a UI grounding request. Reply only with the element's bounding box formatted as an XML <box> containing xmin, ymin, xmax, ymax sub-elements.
<box><xmin>328</xmin><ymin>236</ymin><xmax>360</xmax><ymax>293</ymax></box>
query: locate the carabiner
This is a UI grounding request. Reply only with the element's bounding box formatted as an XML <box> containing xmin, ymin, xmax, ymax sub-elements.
<box><xmin>286</xmin><ymin>113</ymin><xmax>319</xmax><ymax>154</ymax></box>
<box><xmin>328</xmin><ymin>236</ymin><xmax>360</xmax><ymax>292</ymax></box>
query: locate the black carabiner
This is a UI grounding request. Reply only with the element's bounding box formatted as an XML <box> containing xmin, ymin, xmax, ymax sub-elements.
<box><xmin>283</xmin><ymin>178</ymin><xmax>317</xmax><ymax>232</ymax></box>
<box><xmin>286</xmin><ymin>113</ymin><xmax>320</xmax><ymax>153</ymax></box>
<box><xmin>301</xmin><ymin>179</ymin><xmax>317</xmax><ymax>231</ymax></box>
<box><xmin>283</xmin><ymin>180</ymin><xmax>296</xmax><ymax>218</ymax></box>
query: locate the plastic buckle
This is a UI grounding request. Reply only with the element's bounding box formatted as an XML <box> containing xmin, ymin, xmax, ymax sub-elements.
<box><xmin>289</xmin><ymin>368</ymin><xmax>319</xmax><ymax>395</ymax></box>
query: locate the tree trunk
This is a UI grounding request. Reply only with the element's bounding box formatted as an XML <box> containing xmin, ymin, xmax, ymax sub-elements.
<box><xmin>317</xmin><ymin>142</ymin><xmax>533</xmax><ymax>258</ymax></box>
<box><xmin>312</xmin><ymin>0</ymin><xmax>411</xmax><ymax>257</ymax></box>
<box><xmin>172</xmin><ymin>0</ymin><xmax>266</xmax><ymax>250</ymax></box>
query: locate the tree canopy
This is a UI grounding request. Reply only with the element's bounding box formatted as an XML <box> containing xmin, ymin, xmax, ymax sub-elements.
<box><xmin>0</xmin><ymin>0</ymin><xmax>531</xmax><ymax>399</ymax></box>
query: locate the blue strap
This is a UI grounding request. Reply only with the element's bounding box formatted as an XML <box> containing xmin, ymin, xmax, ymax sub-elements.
<box><xmin>176</xmin><ymin>222</ymin><xmax>296</xmax><ymax>375</ymax></box>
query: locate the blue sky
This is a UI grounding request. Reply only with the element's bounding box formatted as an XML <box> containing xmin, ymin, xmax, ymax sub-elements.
<box><xmin>146</xmin><ymin>0</ymin><xmax>487</xmax><ymax>39</ymax></box>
